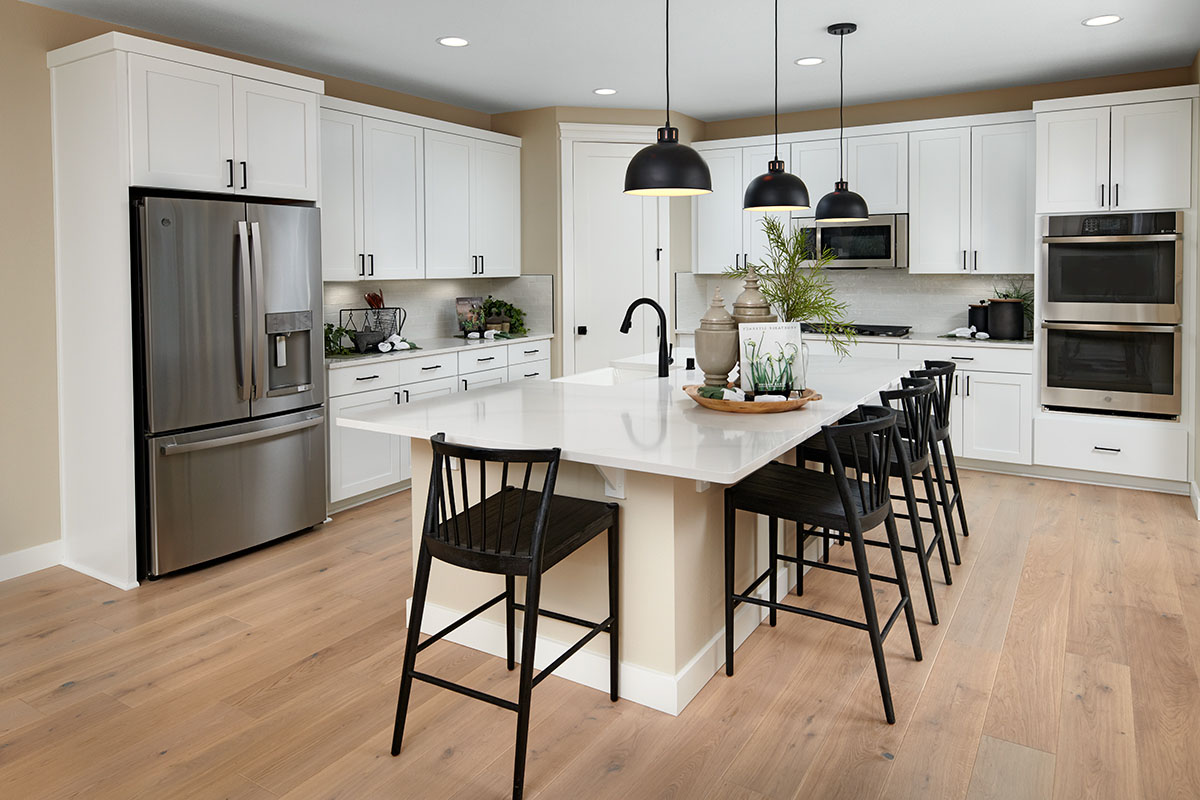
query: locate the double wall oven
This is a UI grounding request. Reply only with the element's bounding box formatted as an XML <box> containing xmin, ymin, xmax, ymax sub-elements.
<box><xmin>1040</xmin><ymin>212</ymin><xmax>1183</xmax><ymax>418</ymax></box>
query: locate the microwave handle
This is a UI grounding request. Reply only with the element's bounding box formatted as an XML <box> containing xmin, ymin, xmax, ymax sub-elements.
<box><xmin>1041</xmin><ymin>322</ymin><xmax>1180</xmax><ymax>334</ymax></box>
<box><xmin>1041</xmin><ymin>233</ymin><xmax>1181</xmax><ymax>244</ymax></box>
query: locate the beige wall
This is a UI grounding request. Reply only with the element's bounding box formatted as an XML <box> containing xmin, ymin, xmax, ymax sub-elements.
<box><xmin>705</xmin><ymin>66</ymin><xmax>1196</xmax><ymax>141</ymax></box>
<box><xmin>0</xmin><ymin>0</ymin><xmax>492</xmax><ymax>560</ymax></box>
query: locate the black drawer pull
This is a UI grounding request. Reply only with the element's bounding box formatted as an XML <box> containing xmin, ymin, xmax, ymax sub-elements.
<box><xmin>950</xmin><ymin>356</ymin><xmax>974</xmax><ymax>361</ymax></box>
<box><xmin>1093</xmin><ymin>446</ymin><xmax>1122</xmax><ymax>454</ymax></box>
<box><xmin>421</xmin><ymin>365</ymin><xmax>442</xmax><ymax>371</ymax></box>
<box><xmin>355</xmin><ymin>375</ymin><xmax>380</xmax><ymax>381</ymax></box>
<box><xmin>523</xmin><ymin>349</ymin><xmax>540</xmax><ymax>354</ymax></box>
<box><xmin>524</xmin><ymin>372</ymin><xmax>539</xmax><ymax>378</ymax></box>
<box><xmin>477</xmin><ymin>356</ymin><xmax>495</xmax><ymax>362</ymax></box>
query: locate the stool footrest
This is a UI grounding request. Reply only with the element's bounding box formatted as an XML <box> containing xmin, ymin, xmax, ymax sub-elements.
<box><xmin>417</xmin><ymin>591</ymin><xmax>507</xmax><ymax>653</ymax></box>
<box><xmin>532</xmin><ymin>616</ymin><xmax>614</xmax><ymax>687</ymax></box>
<box><xmin>512</xmin><ymin>603</ymin><xmax>604</xmax><ymax>631</ymax></box>
<box><xmin>408</xmin><ymin>669</ymin><xmax>520</xmax><ymax>712</ymax></box>
<box><xmin>733</xmin><ymin>592</ymin><xmax>868</xmax><ymax>631</ymax></box>
<box><xmin>800</xmin><ymin>557</ymin><xmax>900</xmax><ymax>586</ymax></box>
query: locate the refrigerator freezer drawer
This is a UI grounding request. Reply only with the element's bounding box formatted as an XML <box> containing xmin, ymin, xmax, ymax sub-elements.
<box><xmin>148</xmin><ymin>409</ymin><xmax>326</xmax><ymax>575</ymax></box>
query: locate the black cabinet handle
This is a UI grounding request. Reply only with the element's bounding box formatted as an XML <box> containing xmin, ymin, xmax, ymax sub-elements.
<box><xmin>356</xmin><ymin>375</ymin><xmax>379</xmax><ymax>381</ymax></box>
<box><xmin>368</xmin><ymin>254</ymin><xmax>374</xmax><ymax>276</ymax></box>
<box><xmin>395</xmin><ymin>389</ymin><xmax>410</xmax><ymax>403</ymax></box>
<box><xmin>480</xmin><ymin>255</ymin><xmax>485</xmax><ymax>274</ymax></box>
<box><xmin>1094</xmin><ymin>446</ymin><xmax>1122</xmax><ymax>453</ymax></box>
<box><xmin>962</xmin><ymin>250</ymin><xmax>967</xmax><ymax>270</ymax></box>
<box><xmin>420</xmin><ymin>365</ymin><xmax>441</xmax><ymax>371</ymax></box>
<box><xmin>1114</xmin><ymin>183</ymin><xmax>1119</xmax><ymax>207</ymax></box>
<box><xmin>477</xmin><ymin>356</ymin><xmax>495</xmax><ymax>362</ymax></box>
<box><xmin>953</xmin><ymin>375</ymin><xmax>959</xmax><ymax>396</ymax></box>
<box><xmin>359</xmin><ymin>254</ymin><xmax>365</xmax><ymax>277</ymax></box>
<box><xmin>973</xmin><ymin>250</ymin><xmax>978</xmax><ymax>271</ymax></box>
<box><xmin>462</xmin><ymin>379</ymin><xmax>469</xmax><ymax>391</ymax></box>
<box><xmin>1099</xmin><ymin>183</ymin><xmax>1104</xmax><ymax>207</ymax></box>
<box><xmin>524</xmin><ymin>372</ymin><xmax>539</xmax><ymax>378</ymax></box>
<box><xmin>735</xmin><ymin>254</ymin><xmax>740</xmax><ymax>269</ymax></box>
<box><xmin>577</xmin><ymin>326</ymin><xmax>587</xmax><ymax>335</ymax></box>
<box><xmin>241</xmin><ymin>161</ymin><xmax>248</xmax><ymax>190</ymax></box>
<box><xmin>523</xmin><ymin>349</ymin><xmax>540</xmax><ymax>354</ymax></box>
<box><xmin>965</xmin><ymin>375</ymin><xmax>971</xmax><ymax>397</ymax></box>
<box><xmin>226</xmin><ymin>159</ymin><xmax>234</xmax><ymax>188</ymax></box>
<box><xmin>951</xmin><ymin>356</ymin><xmax>974</xmax><ymax>361</ymax></box>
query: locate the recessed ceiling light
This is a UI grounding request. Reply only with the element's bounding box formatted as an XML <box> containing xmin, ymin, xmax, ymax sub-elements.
<box><xmin>1082</xmin><ymin>15</ymin><xmax>1122</xmax><ymax>27</ymax></box>
<box><xmin>794</xmin><ymin>56</ymin><xmax>824</xmax><ymax>66</ymax></box>
<box><xmin>436</xmin><ymin>36</ymin><xmax>469</xmax><ymax>47</ymax></box>
<box><xmin>593</xmin><ymin>88</ymin><xmax>618</xmax><ymax>96</ymax></box>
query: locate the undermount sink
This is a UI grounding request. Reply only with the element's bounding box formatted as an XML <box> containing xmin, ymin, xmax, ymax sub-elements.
<box><xmin>554</xmin><ymin>367</ymin><xmax>656</xmax><ymax>386</ymax></box>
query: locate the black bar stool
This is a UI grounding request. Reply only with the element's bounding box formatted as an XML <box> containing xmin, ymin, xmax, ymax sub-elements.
<box><xmin>798</xmin><ymin>378</ymin><xmax>953</xmax><ymax>624</ymax></box>
<box><xmin>912</xmin><ymin>361</ymin><xmax>972</xmax><ymax>560</ymax></box>
<box><xmin>725</xmin><ymin>406</ymin><xmax>922</xmax><ymax>724</ymax></box>
<box><xmin>392</xmin><ymin>433</ymin><xmax>620</xmax><ymax>800</ymax></box>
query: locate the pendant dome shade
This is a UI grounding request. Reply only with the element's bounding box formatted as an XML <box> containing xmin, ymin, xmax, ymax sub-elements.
<box><xmin>625</xmin><ymin>126</ymin><xmax>713</xmax><ymax>196</ymax></box>
<box><xmin>814</xmin><ymin>181</ymin><xmax>870</xmax><ymax>222</ymax></box>
<box><xmin>744</xmin><ymin>160</ymin><xmax>810</xmax><ymax>210</ymax></box>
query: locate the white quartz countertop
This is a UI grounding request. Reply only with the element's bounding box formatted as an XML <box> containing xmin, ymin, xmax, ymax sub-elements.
<box><xmin>336</xmin><ymin>355</ymin><xmax>918</xmax><ymax>485</ymax></box>
<box><xmin>326</xmin><ymin>332</ymin><xmax>554</xmax><ymax>370</ymax></box>
<box><xmin>901</xmin><ymin>331</ymin><xmax>1034</xmax><ymax>350</ymax></box>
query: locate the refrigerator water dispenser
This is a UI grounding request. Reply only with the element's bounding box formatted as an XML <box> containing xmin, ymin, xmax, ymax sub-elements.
<box><xmin>264</xmin><ymin>310</ymin><xmax>313</xmax><ymax>394</ymax></box>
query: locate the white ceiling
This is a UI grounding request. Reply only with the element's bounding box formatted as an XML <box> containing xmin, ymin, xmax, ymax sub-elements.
<box><xmin>27</xmin><ymin>0</ymin><xmax>1200</xmax><ymax>120</ymax></box>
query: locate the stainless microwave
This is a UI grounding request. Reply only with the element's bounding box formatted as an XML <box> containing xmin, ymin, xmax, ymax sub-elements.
<box><xmin>792</xmin><ymin>214</ymin><xmax>908</xmax><ymax>269</ymax></box>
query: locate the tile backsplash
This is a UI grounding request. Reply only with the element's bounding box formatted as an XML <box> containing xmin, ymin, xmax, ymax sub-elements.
<box><xmin>323</xmin><ymin>275</ymin><xmax>554</xmax><ymax>340</ymax></box>
<box><xmin>675</xmin><ymin>271</ymin><xmax>1030</xmax><ymax>336</ymax></box>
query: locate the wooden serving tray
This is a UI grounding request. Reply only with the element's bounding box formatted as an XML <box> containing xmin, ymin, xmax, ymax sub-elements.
<box><xmin>683</xmin><ymin>385</ymin><xmax>821</xmax><ymax>414</ymax></box>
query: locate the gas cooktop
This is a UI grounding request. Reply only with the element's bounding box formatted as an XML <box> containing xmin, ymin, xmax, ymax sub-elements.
<box><xmin>800</xmin><ymin>323</ymin><xmax>912</xmax><ymax>338</ymax></box>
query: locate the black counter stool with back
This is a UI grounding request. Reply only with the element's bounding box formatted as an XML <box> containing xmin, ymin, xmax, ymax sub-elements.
<box><xmin>392</xmin><ymin>433</ymin><xmax>620</xmax><ymax>800</ymax></box>
<box><xmin>724</xmin><ymin>406</ymin><xmax>922</xmax><ymax>724</ymax></box>
<box><xmin>797</xmin><ymin>378</ymin><xmax>953</xmax><ymax>624</ymax></box>
<box><xmin>911</xmin><ymin>361</ymin><xmax>972</xmax><ymax>561</ymax></box>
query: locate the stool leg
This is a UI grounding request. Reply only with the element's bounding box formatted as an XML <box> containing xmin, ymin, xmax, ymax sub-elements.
<box><xmin>929</xmin><ymin>443</ymin><xmax>962</xmax><ymax>565</ymax></box>
<box><xmin>898</xmin><ymin>468</ymin><xmax>938</xmax><ymax>625</ymax></box>
<box><xmin>392</xmin><ymin>541</ymin><xmax>433</xmax><ymax>756</ymax></box>
<box><xmin>768</xmin><ymin>516</ymin><xmax>778</xmax><ymax>627</ymax></box>
<box><xmin>883</xmin><ymin>511</ymin><xmax>923</xmax><ymax>663</ymax></box>
<box><xmin>608</xmin><ymin>517</ymin><xmax>620</xmax><ymax>702</ymax></box>
<box><xmin>725</xmin><ymin>494</ymin><xmax>736</xmax><ymax>677</ymax></box>
<box><xmin>943</xmin><ymin>438</ymin><xmax>972</xmax><ymax>538</ymax></box>
<box><xmin>796</xmin><ymin>527</ymin><xmax>805</xmax><ymax>597</ymax></box>
<box><xmin>847</xmin><ymin>520</ymin><xmax>895</xmax><ymax>725</ymax></box>
<box><xmin>505</xmin><ymin>575</ymin><xmax>516</xmax><ymax>671</ymax></box>
<box><xmin>922</xmin><ymin>467</ymin><xmax>953</xmax><ymax>586</ymax></box>
<box><xmin>512</xmin><ymin>568</ymin><xmax>542</xmax><ymax>800</ymax></box>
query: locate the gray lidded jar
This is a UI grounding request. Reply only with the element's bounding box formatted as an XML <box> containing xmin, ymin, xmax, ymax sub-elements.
<box><xmin>694</xmin><ymin>288</ymin><xmax>739</xmax><ymax>388</ymax></box>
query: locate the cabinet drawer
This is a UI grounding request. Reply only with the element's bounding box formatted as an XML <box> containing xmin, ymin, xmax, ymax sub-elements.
<box><xmin>898</xmin><ymin>343</ymin><xmax>1032</xmax><ymax>374</ymax></box>
<box><xmin>396</xmin><ymin>353</ymin><xmax>458</xmax><ymax>384</ymax></box>
<box><xmin>509</xmin><ymin>360</ymin><xmax>551</xmax><ymax>382</ymax></box>
<box><xmin>1034</xmin><ymin>416</ymin><xmax>1187</xmax><ymax>481</ymax></box>
<box><xmin>327</xmin><ymin>360</ymin><xmax>402</xmax><ymax>398</ymax></box>
<box><xmin>458</xmin><ymin>347</ymin><xmax>509</xmax><ymax>374</ymax></box>
<box><xmin>508</xmin><ymin>340</ymin><xmax>550</xmax><ymax>364</ymax></box>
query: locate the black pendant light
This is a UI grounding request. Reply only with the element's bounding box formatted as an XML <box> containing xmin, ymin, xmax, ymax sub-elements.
<box><xmin>815</xmin><ymin>22</ymin><xmax>869</xmax><ymax>222</ymax></box>
<box><xmin>743</xmin><ymin>0</ymin><xmax>810</xmax><ymax>211</ymax></box>
<box><xmin>624</xmin><ymin>0</ymin><xmax>712</xmax><ymax>196</ymax></box>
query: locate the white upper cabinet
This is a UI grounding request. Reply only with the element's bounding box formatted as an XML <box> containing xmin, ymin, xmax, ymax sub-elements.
<box><xmin>363</xmin><ymin>118</ymin><xmax>424</xmax><ymax>280</ymax></box>
<box><xmin>1035</xmin><ymin>107</ymin><xmax>1111</xmax><ymax>213</ymax></box>
<box><xmin>693</xmin><ymin>147</ymin><xmax>744</xmax><ymax>274</ymax></box>
<box><xmin>472</xmin><ymin>140</ymin><xmax>522</xmax><ymax>277</ymax></box>
<box><xmin>971</xmin><ymin>121</ymin><xmax>1034</xmax><ymax>274</ymax></box>
<box><xmin>741</xmin><ymin>144</ymin><xmax>793</xmax><ymax>265</ymax></box>
<box><xmin>319</xmin><ymin>109</ymin><xmax>364</xmax><ymax>281</ymax></box>
<box><xmin>425</xmin><ymin>131</ymin><xmax>521</xmax><ymax>279</ymax></box>
<box><xmin>1110</xmin><ymin>99</ymin><xmax>1192</xmax><ymax>212</ymax></box>
<box><xmin>790</xmin><ymin>139</ymin><xmax>842</xmax><ymax>218</ymax></box>
<box><xmin>128</xmin><ymin>54</ymin><xmax>234</xmax><ymax>193</ymax></box>
<box><xmin>908</xmin><ymin>127</ymin><xmax>971</xmax><ymax>274</ymax></box>
<box><xmin>232</xmin><ymin>77</ymin><xmax>319</xmax><ymax>200</ymax></box>
<box><xmin>845</xmin><ymin>132</ymin><xmax>908</xmax><ymax>213</ymax></box>
<box><xmin>127</xmin><ymin>54</ymin><xmax>318</xmax><ymax>200</ymax></box>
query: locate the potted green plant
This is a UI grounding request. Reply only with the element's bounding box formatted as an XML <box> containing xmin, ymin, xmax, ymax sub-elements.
<box><xmin>481</xmin><ymin>296</ymin><xmax>528</xmax><ymax>336</ymax></box>
<box><xmin>725</xmin><ymin>217</ymin><xmax>856</xmax><ymax>356</ymax></box>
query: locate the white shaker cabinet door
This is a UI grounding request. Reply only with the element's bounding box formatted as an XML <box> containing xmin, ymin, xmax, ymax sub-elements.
<box><xmin>693</xmin><ymin>147</ymin><xmax>743</xmax><ymax>274</ymax></box>
<box><xmin>845</xmin><ymin>133</ymin><xmax>908</xmax><ymax>213</ymax></box>
<box><xmin>363</xmin><ymin>117</ymin><xmax>424</xmax><ymax>280</ymax></box>
<box><xmin>1035</xmin><ymin>107</ymin><xmax>1110</xmax><ymax>213</ymax></box>
<box><xmin>232</xmin><ymin>77</ymin><xmax>319</xmax><ymax>201</ymax></box>
<box><xmin>741</xmin><ymin>144</ymin><xmax>795</xmax><ymax>266</ymax></box>
<box><xmin>790</xmin><ymin>139</ymin><xmax>842</xmax><ymax>218</ymax></box>
<box><xmin>1110</xmin><ymin>99</ymin><xmax>1193</xmax><ymax>212</ymax></box>
<box><xmin>128</xmin><ymin>54</ymin><xmax>234</xmax><ymax>192</ymax></box>
<box><xmin>424</xmin><ymin>130</ymin><xmax>475</xmax><ymax>278</ymax></box>
<box><xmin>908</xmin><ymin>127</ymin><xmax>971</xmax><ymax>274</ymax></box>
<box><xmin>328</xmin><ymin>388</ymin><xmax>402</xmax><ymax>503</ymax></box>
<box><xmin>460</xmin><ymin>367</ymin><xmax>508</xmax><ymax>392</ymax></box>
<box><xmin>971</xmin><ymin>122</ymin><xmax>1035</xmax><ymax>274</ymax></box>
<box><xmin>959</xmin><ymin>371</ymin><xmax>1032</xmax><ymax>465</ymax></box>
<box><xmin>396</xmin><ymin>376</ymin><xmax>458</xmax><ymax>481</ymax></box>
<box><xmin>473</xmin><ymin>140</ymin><xmax>522</xmax><ymax>277</ymax></box>
<box><xmin>319</xmin><ymin>109</ymin><xmax>364</xmax><ymax>281</ymax></box>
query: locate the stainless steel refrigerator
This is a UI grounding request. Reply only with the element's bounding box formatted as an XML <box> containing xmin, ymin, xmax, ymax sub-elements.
<box><xmin>134</xmin><ymin>195</ymin><xmax>326</xmax><ymax>577</ymax></box>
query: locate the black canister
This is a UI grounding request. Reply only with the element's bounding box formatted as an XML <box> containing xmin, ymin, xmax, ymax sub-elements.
<box><xmin>987</xmin><ymin>299</ymin><xmax>1024</xmax><ymax>340</ymax></box>
<box><xmin>968</xmin><ymin>302</ymin><xmax>989</xmax><ymax>334</ymax></box>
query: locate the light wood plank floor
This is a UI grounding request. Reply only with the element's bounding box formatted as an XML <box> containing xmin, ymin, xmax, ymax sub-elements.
<box><xmin>3</xmin><ymin>470</ymin><xmax>1200</xmax><ymax>799</ymax></box>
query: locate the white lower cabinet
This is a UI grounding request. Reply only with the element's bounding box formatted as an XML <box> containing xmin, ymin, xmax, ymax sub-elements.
<box><xmin>395</xmin><ymin>376</ymin><xmax>459</xmax><ymax>481</ymax></box>
<box><xmin>327</xmin><ymin>387</ymin><xmax>403</xmax><ymax>503</ymax></box>
<box><xmin>957</xmin><ymin>371</ymin><xmax>1033</xmax><ymax>465</ymax></box>
<box><xmin>509</xmin><ymin>361</ymin><xmax>551</xmax><ymax>382</ymax></box>
<box><xmin>1034</xmin><ymin>416</ymin><xmax>1187</xmax><ymax>482</ymax></box>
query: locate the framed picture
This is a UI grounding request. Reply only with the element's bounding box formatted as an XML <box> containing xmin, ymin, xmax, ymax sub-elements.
<box><xmin>456</xmin><ymin>297</ymin><xmax>484</xmax><ymax>333</ymax></box>
<box><xmin>738</xmin><ymin>322</ymin><xmax>803</xmax><ymax>395</ymax></box>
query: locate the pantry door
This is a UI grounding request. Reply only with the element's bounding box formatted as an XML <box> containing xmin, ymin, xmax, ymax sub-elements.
<box><xmin>569</xmin><ymin>141</ymin><xmax>666</xmax><ymax>374</ymax></box>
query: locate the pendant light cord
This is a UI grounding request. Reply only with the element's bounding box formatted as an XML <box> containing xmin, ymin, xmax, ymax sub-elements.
<box><xmin>664</xmin><ymin>0</ymin><xmax>671</xmax><ymax>129</ymax></box>
<box><xmin>838</xmin><ymin>29</ymin><xmax>845</xmax><ymax>181</ymax></box>
<box><xmin>773</xmin><ymin>0</ymin><xmax>778</xmax><ymax>160</ymax></box>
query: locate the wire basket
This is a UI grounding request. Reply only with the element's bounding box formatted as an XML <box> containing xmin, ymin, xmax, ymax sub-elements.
<box><xmin>339</xmin><ymin>307</ymin><xmax>407</xmax><ymax>339</ymax></box>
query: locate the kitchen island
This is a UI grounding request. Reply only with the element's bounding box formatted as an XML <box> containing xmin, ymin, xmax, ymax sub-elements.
<box><xmin>337</xmin><ymin>355</ymin><xmax>918</xmax><ymax>714</ymax></box>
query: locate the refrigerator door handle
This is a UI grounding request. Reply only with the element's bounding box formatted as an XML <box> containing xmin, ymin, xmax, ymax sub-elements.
<box><xmin>236</xmin><ymin>221</ymin><xmax>254</xmax><ymax>401</ymax></box>
<box><xmin>159</xmin><ymin>414</ymin><xmax>323</xmax><ymax>456</ymax></box>
<box><xmin>249</xmin><ymin>221</ymin><xmax>268</xmax><ymax>400</ymax></box>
